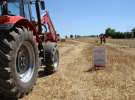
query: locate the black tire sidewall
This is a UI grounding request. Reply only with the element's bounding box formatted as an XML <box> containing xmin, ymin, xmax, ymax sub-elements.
<box><xmin>53</xmin><ymin>46</ymin><xmax>59</xmax><ymax>71</ymax></box>
<box><xmin>10</xmin><ymin>29</ymin><xmax>39</xmax><ymax>94</ymax></box>
<box><xmin>44</xmin><ymin>42</ymin><xmax>59</xmax><ymax>72</ymax></box>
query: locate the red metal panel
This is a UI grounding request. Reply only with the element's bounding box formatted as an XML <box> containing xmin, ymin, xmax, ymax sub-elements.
<box><xmin>42</xmin><ymin>11</ymin><xmax>57</xmax><ymax>42</ymax></box>
<box><xmin>0</xmin><ymin>15</ymin><xmax>40</xmax><ymax>42</ymax></box>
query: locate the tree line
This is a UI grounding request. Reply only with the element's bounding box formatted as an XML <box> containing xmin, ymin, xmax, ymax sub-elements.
<box><xmin>65</xmin><ymin>35</ymin><xmax>81</xmax><ymax>39</ymax></box>
<box><xmin>105</xmin><ymin>28</ymin><xmax>135</xmax><ymax>39</ymax></box>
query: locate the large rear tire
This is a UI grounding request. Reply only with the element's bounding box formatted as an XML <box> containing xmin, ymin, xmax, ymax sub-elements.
<box><xmin>0</xmin><ymin>27</ymin><xmax>39</xmax><ymax>99</ymax></box>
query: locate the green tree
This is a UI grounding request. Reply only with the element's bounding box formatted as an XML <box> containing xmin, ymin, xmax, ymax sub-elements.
<box><xmin>105</xmin><ymin>28</ymin><xmax>116</xmax><ymax>37</ymax></box>
<box><xmin>131</xmin><ymin>28</ymin><xmax>135</xmax><ymax>38</ymax></box>
<box><xmin>65</xmin><ymin>35</ymin><xmax>68</xmax><ymax>39</ymax></box>
<box><xmin>70</xmin><ymin>34</ymin><xmax>73</xmax><ymax>39</ymax></box>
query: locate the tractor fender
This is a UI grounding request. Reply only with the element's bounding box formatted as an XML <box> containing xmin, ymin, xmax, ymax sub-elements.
<box><xmin>0</xmin><ymin>16</ymin><xmax>39</xmax><ymax>42</ymax></box>
<box><xmin>14</xmin><ymin>19</ymin><xmax>40</xmax><ymax>42</ymax></box>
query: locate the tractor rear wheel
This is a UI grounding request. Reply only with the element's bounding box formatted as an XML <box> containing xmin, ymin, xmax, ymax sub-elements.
<box><xmin>0</xmin><ymin>27</ymin><xmax>39</xmax><ymax>99</ymax></box>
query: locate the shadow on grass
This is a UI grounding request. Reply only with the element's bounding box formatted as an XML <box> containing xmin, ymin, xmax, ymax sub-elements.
<box><xmin>84</xmin><ymin>66</ymin><xmax>105</xmax><ymax>72</ymax></box>
<box><xmin>38</xmin><ymin>70</ymin><xmax>53</xmax><ymax>78</ymax></box>
<box><xmin>0</xmin><ymin>94</ymin><xmax>18</xmax><ymax>100</ymax></box>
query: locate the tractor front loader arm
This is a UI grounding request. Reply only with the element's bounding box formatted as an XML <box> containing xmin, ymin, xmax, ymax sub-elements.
<box><xmin>42</xmin><ymin>11</ymin><xmax>57</xmax><ymax>42</ymax></box>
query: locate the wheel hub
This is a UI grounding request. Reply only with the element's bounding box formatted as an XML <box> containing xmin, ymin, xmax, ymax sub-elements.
<box><xmin>16</xmin><ymin>41</ymin><xmax>35</xmax><ymax>83</ymax></box>
<box><xmin>17</xmin><ymin>45</ymin><xmax>29</xmax><ymax>74</ymax></box>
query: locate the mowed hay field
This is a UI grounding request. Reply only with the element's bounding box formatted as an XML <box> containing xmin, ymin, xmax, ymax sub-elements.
<box><xmin>21</xmin><ymin>38</ymin><xmax>135</xmax><ymax>100</ymax></box>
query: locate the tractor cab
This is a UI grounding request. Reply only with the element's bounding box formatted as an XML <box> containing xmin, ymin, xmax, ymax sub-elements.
<box><xmin>0</xmin><ymin>0</ymin><xmax>46</xmax><ymax>33</ymax></box>
<box><xmin>0</xmin><ymin>0</ymin><xmax>32</xmax><ymax>19</ymax></box>
<box><xmin>0</xmin><ymin>0</ymin><xmax>45</xmax><ymax>19</ymax></box>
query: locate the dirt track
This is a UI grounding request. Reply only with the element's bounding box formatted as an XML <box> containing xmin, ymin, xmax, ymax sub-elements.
<box><xmin>21</xmin><ymin>38</ymin><xmax>135</xmax><ymax>100</ymax></box>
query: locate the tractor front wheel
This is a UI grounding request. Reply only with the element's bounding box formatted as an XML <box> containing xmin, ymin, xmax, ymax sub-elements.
<box><xmin>44</xmin><ymin>42</ymin><xmax>59</xmax><ymax>73</ymax></box>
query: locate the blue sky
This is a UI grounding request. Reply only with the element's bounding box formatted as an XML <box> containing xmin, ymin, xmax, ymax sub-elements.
<box><xmin>45</xmin><ymin>0</ymin><xmax>135</xmax><ymax>37</ymax></box>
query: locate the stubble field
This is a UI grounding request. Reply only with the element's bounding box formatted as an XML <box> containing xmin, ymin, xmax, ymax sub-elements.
<box><xmin>21</xmin><ymin>38</ymin><xmax>135</xmax><ymax>100</ymax></box>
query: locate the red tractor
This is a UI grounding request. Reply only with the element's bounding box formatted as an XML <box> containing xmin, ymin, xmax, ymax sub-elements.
<box><xmin>0</xmin><ymin>0</ymin><xmax>59</xmax><ymax>99</ymax></box>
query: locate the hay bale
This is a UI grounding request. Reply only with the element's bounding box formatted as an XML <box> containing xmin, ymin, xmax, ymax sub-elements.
<box><xmin>61</xmin><ymin>39</ymin><xmax>66</xmax><ymax>42</ymax></box>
